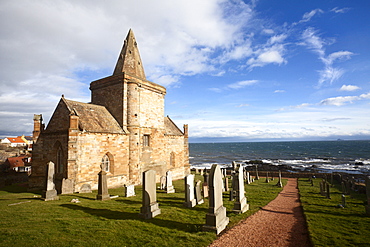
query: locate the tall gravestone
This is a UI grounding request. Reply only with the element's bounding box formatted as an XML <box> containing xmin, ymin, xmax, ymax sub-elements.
<box><xmin>246</xmin><ymin>171</ymin><xmax>251</xmax><ymax>184</ymax></box>
<box><xmin>276</xmin><ymin>171</ymin><xmax>283</xmax><ymax>188</ymax></box>
<box><xmin>96</xmin><ymin>163</ymin><xmax>110</xmax><ymax>201</ymax></box>
<box><xmin>140</xmin><ymin>170</ymin><xmax>161</xmax><ymax>219</ymax></box>
<box><xmin>232</xmin><ymin>166</ymin><xmax>249</xmax><ymax>214</ymax></box>
<box><xmin>265</xmin><ymin>172</ymin><xmax>269</xmax><ymax>183</ymax></box>
<box><xmin>184</xmin><ymin>174</ymin><xmax>197</xmax><ymax>207</ymax></box>
<box><xmin>366</xmin><ymin>176</ymin><xmax>370</xmax><ymax>216</ymax></box>
<box><xmin>166</xmin><ymin>170</ymin><xmax>175</xmax><ymax>193</ymax></box>
<box><xmin>195</xmin><ymin>180</ymin><xmax>204</xmax><ymax>205</ymax></box>
<box><xmin>160</xmin><ymin>176</ymin><xmax>166</xmax><ymax>190</ymax></box>
<box><xmin>42</xmin><ymin>161</ymin><xmax>59</xmax><ymax>201</ymax></box>
<box><xmin>255</xmin><ymin>165</ymin><xmax>259</xmax><ymax>180</ymax></box>
<box><xmin>203</xmin><ymin>164</ymin><xmax>229</xmax><ymax>235</ymax></box>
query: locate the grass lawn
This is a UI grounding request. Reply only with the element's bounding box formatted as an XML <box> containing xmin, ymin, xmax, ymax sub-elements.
<box><xmin>298</xmin><ymin>178</ymin><xmax>370</xmax><ymax>247</ymax></box>
<box><xmin>0</xmin><ymin>175</ymin><xmax>285</xmax><ymax>247</ymax></box>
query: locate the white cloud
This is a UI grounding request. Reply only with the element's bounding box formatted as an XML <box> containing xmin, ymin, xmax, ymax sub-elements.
<box><xmin>340</xmin><ymin>85</ymin><xmax>361</xmax><ymax>91</ymax></box>
<box><xmin>274</xmin><ymin>90</ymin><xmax>285</xmax><ymax>93</ymax></box>
<box><xmin>301</xmin><ymin>9</ymin><xmax>324</xmax><ymax>23</ymax></box>
<box><xmin>320</xmin><ymin>92</ymin><xmax>370</xmax><ymax>106</ymax></box>
<box><xmin>331</xmin><ymin>7</ymin><xmax>350</xmax><ymax>14</ymax></box>
<box><xmin>227</xmin><ymin>80</ymin><xmax>258</xmax><ymax>89</ymax></box>
<box><xmin>247</xmin><ymin>44</ymin><xmax>286</xmax><ymax>68</ymax></box>
<box><xmin>301</xmin><ymin>28</ymin><xmax>353</xmax><ymax>87</ymax></box>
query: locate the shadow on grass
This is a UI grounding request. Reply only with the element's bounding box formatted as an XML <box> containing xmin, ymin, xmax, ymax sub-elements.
<box><xmin>60</xmin><ymin>203</ymin><xmax>201</xmax><ymax>232</ymax></box>
<box><xmin>0</xmin><ymin>184</ymin><xmax>42</xmax><ymax>195</ymax></box>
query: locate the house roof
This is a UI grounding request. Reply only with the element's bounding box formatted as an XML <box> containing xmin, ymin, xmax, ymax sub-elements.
<box><xmin>164</xmin><ymin>116</ymin><xmax>184</xmax><ymax>136</ymax></box>
<box><xmin>63</xmin><ymin>98</ymin><xmax>126</xmax><ymax>134</ymax></box>
<box><xmin>6</xmin><ymin>156</ymin><xmax>26</xmax><ymax>168</ymax></box>
<box><xmin>6</xmin><ymin>137</ymin><xmax>25</xmax><ymax>144</ymax></box>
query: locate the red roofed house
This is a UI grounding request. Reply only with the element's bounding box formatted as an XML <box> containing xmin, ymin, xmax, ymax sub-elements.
<box><xmin>1</xmin><ymin>137</ymin><xmax>27</xmax><ymax>147</ymax></box>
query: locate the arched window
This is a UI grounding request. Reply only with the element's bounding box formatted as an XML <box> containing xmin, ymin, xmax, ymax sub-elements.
<box><xmin>170</xmin><ymin>152</ymin><xmax>175</xmax><ymax>168</ymax></box>
<box><xmin>55</xmin><ymin>143</ymin><xmax>64</xmax><ymax>174</ymax></box>
<box><xmin>101</xmin><ymin>154</ymin><xmax>110</xmax><ymax>172</ymax></box>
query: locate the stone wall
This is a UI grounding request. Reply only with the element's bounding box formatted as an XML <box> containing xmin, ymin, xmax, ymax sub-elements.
<box><xmin>74</xmin><ymin>132</ymin><xmax>130</xmax><ymax>191</ymax></box>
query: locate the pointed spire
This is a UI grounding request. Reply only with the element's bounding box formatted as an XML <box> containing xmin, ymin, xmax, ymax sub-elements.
<box><xmin>113</xmin><ymin>29</ymin><xmax>146</xmax><ymax>79</ymax></box>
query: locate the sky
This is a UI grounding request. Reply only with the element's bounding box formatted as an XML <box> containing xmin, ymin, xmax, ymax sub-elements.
<box><xmin>0</xmin><ymin>0</ymin><xmax>370</xmax><ymax>142</ymax></box>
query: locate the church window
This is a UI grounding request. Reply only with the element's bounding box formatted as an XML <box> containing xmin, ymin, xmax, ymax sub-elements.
<box><xmin>56</xmin><ymin>146</ymin><xmax>64</xmax><ymax>173</ymax></box>
<box><xmin>101</xmin><ymin>154</ymin><xmax>110</xmax><ymax>172</ymax></box>
<box><xmin>143</xmin><ymin>135</ymin><xmax>150</xmax><ymax>147</ymax></box>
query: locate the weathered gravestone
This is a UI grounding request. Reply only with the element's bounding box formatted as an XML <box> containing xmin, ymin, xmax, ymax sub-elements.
<box><xmin>232</xmin><ymin>166</ymin><xmax>249</xmax><ymax>214</ymax></box>
<box><xmin>42</xmin><ymin>161</ymin><xmax>59</xmax><ymax>201</ymax></box>
<box><xmin>160</xmin><ymin>176</ymin><xmax>166</xmax><ymax>190</ymax></box>
<box><xmin>80</xmin><ymin>184</ymin><xmax>92</xmax><ymax>193</ymax></box>
<box><xmin>184</xmin><ymin>174</ymin><xmax>197</xmax><ymax>208</ymax></box>
<box><xmin>255</xmin><ymin>165</ymin><xmax>259</xmax><ymax>180</ymax></box>
<box><xmin>232</xmin><ymin>161</ymin><xmax>238</xmax><ymax>171</ymax></box>
<box><xmin>61</xmin><ymin>178</ymin><xmax>74</xmax><ymax>194</ymax></box>
<box><xmin>166</xmin><ymin>170</ymin><xmax>175</xmax><ymax>193</ymax></box>
<box><xmin>224</xmin><ymin>176</ymin><xmax>229</xmax><ymax>192</ymax></box>
<box><xmin>203</xmin><ymin>183</ymin><xmax>209</xmax><ymax>198</ymax></box>
<box><xmin>366</xmin><ymin>176</ymin><xmax>370</xmax><ymax>216</ymax></box>
<box><xmin>203</xmin><ymin>164</ymin><xmax>229</xmax><ymax>235</ymax></box>
<box><xmin>326</xmin><ymin>183</ymin><xmax>331</xmax><ymax>199</ymax></box>
<box><xmin>246</xmin><ymin>171</ymin><xmax>251</xmax><ymax>184</ymax></box>
<box><xmin>124</xmin><ymin>184</ymin><xmax>136</xmax><ymax>197</ymax></box>
<box><xmin>96</xmin><ymin>163</ymin><xmax>110</xmax><ymax>201</ymax></box>
<box><xmin>195</xmin><ymin>180</ymin><xmax>204</xmax><ymax>205</ymax></box>
<box><xmin>265</xmin><ymin>172</ymin><xmax>270</xmax><ymax>183</ymax></box>
<box><xmin>140</xmin><ymin>170</ymin><xmax>161</xmax><ymax>219</ymax></box>
<box><xmin>341</xmin><ymin>194</ymin><xmax>346</xmax><ymax>208</ymax></box>
<box><xmin>276</xmin><ymin>170</ymin><xmax>283</xmax><ymax>188</ymax></box>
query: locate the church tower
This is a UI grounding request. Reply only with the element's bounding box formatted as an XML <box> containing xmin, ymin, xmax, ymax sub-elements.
<box><xmin>90</xmin><ymin>29</ymin><xmax>167</xmax><ymax>183</ymax></box>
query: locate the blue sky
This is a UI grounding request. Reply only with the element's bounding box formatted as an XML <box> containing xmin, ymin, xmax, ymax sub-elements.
<box><xmin>0</xmin><ymin>0</ymin><xmax>370</xmax><ymax>142</ymax></box>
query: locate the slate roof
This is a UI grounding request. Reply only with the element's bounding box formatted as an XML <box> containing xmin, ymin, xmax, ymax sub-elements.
<box><xmin>63</xmin><ymin>98</ymin><xmax>125</xmax><ymax>134</ymax></box>
<box><xmin>164</xmin><ymin>116</ymin><xmax>184</xmax><ymax>136</ymax></box>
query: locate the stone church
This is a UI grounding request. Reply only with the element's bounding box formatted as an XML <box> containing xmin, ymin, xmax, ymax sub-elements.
<box><xmin>29</xmin><ymin>29</ymin><xmax>190</xmax><ymax>192</ymax></box>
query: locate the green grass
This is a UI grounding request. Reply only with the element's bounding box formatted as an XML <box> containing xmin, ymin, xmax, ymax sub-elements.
<box><xmin>298</xmin><ymin>178</ymin><xmax>370</xmax><ymax>247</ymax></box>
<box><xmin>0</xmin><ymin>175</ymin><xmax>285</xmax><ymax>247</ymax></box>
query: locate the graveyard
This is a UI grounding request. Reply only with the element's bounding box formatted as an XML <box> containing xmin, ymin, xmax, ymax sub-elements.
<box><xmin>1</xmin><ymin>168</ymin><xmax>370</xmax><ymax>246</ymax></box>
<box><xmin>1</xmin><ymin>170</ymin><xmax>285</xmax><ymax>247</ymax></box>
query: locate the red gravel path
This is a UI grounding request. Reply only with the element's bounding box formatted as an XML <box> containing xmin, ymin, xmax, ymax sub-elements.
<box><xmin>210</xmin><ymin>178</ymin><xmax>312</xmax><ymax>247</ymax></box>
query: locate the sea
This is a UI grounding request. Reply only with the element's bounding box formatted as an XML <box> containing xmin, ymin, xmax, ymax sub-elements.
<box><xmin>189</xmin><ymin>140</ymin><xmax>370</xmax><ymax>175</ymax></box>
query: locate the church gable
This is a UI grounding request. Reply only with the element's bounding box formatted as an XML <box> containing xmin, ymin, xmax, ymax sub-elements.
<box><xmin>164</xmin><ymin>116</ymin><xmax>184</xmax><ymax>136</ymax></box>
<box><xmin>44</xmin><ymin>98</ymin><xmax>72</xmax><ymax>133</ymax></box>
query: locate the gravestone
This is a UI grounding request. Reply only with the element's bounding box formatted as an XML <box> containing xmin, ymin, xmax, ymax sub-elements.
<box><xmin>42</xmin><ymin>161</ymin><xmax>59</xmax><ymax>201</ymax></box>
<box><xmin>96</xmin><ymin>163</ymin><xmax>110</xmax><ymax>201</ymax></box>
<box><xmin>124</xmin><ymin>184</ymin><xmax>136</xmax><ymax>197</ymax></box>
<box><xmin>80</xmin><ymin>184</ymin><xmax>92</xmax><ymax>193</ymax></box>
<box><xmin>61</xmin><ymin>178</ymin><xmax>74</xmax><ymax>194</ymax></box>
<box><xmin>232</xmin><ymin>161</ymin><xmax>238</xmax><ymax>171</ymax></box>
<box><xmin>326</xmin><ymin>183</ymin><xmax>331</xmax><ymax>199</ymax></box>
<box><xmin>246</xmin><ymin>171</ymin><xmax>251</xmax><ymax>184</ymax></box>
<box><xmin>255</xmin><ymin>165</ymin><xmax>259</xmax><ymax>180</ymax></box>
<box><xmin>203</xmin><ymin>164</ymin><xmax>229</xmax><ymax>234</ymax></box>
<box><xmin>366</xmin><ymin>176</ymin><xmax>370</xmax><ymax>216</ymax></box>
<box><xmin>203</xmin><ymin>183</ymin><xmax>209</xmax><ymax>198</ymax></box>
<box><xmin>232</xmin><ymin>166</ymin><xmax>249</xmax><ymax>214</ymax></box>
<box><xmin>276</xmin><ymin>170</ymin><xmax>283</xmax><ymax>188</ymax></box>
<box><xmin>341</xmin><ymin>194</ymin><xmax>346</xmax><ymax>207</ymax></box>
<box><xmin>166</xmin><ymin>170</ymin><xmax>175</xmax><ymax>193</ymax></box>
<box><xmin>140</xmin><ymin>170</ymin><xmax>161</xmax><ymax>219</ymax></box>
<box><xmin>184</xmin><ymin>174</ymin><xmax>197</xmax><ymax>207</ymax></box>
<box><xmin>195</xmin><ymin>180</ymin><xmax>204</xmax><ymax>205</ymax></box>
<box><xmin>195</xmin><ymin>168</ymin><xmax>199</xmax><ymax>174</ymax></box>
<box><xmin>200</xmin><ymin>169</ymin><xmax>204</xmax><ymax>176</ymax></box>
<box><xmin>224</xmin><ymin>176</ymin><xmax>229</xmax><ymax>192</ymax></box>
<box><xmin>203</xmin><ymin>173</ymin><xmax>209</xmax><ymax>185</ymax></box>
<box><xmin>160</xmin><ymin>176</ymin><xmax>166</xmax><ymax>190</ymax></box>
<box><xmin>265</xmin><ymin>172</ymin><xmax>269</xmax><ymax>183</ymax></box>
